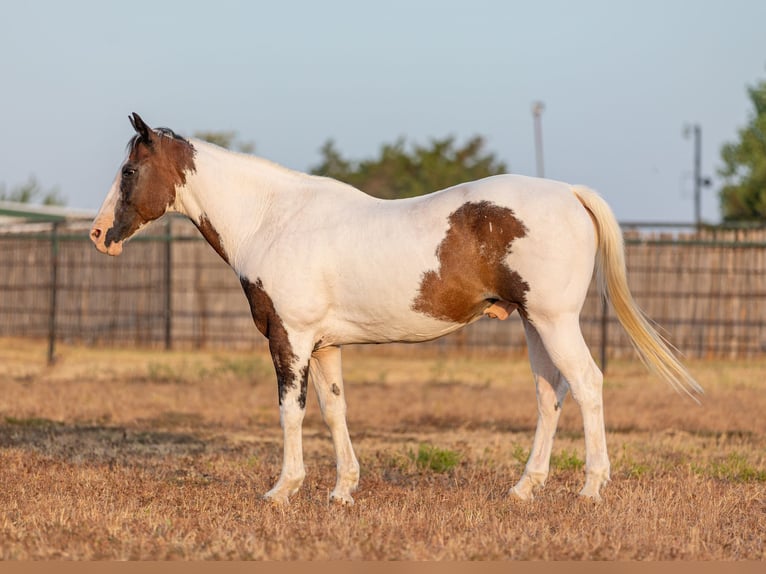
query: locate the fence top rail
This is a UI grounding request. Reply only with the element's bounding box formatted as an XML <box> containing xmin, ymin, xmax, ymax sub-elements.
<box><xmin>621</xmin><ymin>220</ymin><xmax>766</xmax><ymax>230</ymax></box>
<box><xmin>624</xmin><ymin>237</ymin><xmax>766</xmax><ymax>249</ymax></box>
<box><xmin>4</xmin><ymin>218</ymin><xmax>766</xmax><ymax>248</ymax></box>
<box><xmin>0</xmin><ymin>231</ymin><xmax>195</xmax><ymax>243</ymax></box>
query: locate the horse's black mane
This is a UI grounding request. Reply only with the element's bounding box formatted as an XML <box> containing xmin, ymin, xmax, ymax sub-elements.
<box><xmin>127</xmin><ymin>127</ymin><xmax>189</xmax><ymax>151</ymax></box>
<box><xmin>155</xmin><ymin>127</ymin><xmax>185</xmax><ymax>140</ymax></box>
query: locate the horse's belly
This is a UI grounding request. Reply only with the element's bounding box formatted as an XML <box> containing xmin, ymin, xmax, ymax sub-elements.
<box><xmin>319</xmin><ymin>309</ymin><xmax>469</xmax><ymax>347</ymax></box>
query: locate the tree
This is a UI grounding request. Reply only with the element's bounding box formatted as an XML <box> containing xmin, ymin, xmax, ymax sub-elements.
<box><xmin>0</xmin><ymin>176</ymin><xmax>65</xmax><ymax>206</ymax></box>
<box><xmin>719</xmin><ymin>79</ymin><xmax>766</xmax><ymax>221</ymax></box>
<box><xmin>310</xmin><ymin>135</ymin><xmax>508</xmax><ymax>199</ymax></box>
<box><xmin>193</xmin><ymin>130</ymin><xmax>255</xmax><ymax>154</ymax></box>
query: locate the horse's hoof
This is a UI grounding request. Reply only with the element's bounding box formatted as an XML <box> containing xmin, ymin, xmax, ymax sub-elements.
<box><xmin>329</xmin><ymin>492</ymin><xmax>355</xmax><ymax>506</ymax></box>
<box><xmin>577</xmin><ymin>488</ymin><xmax>603</xmax><ymax>503</ymax></box>
<box><xmin>509</xmin><ymin>485</ymin><xmax>534</xmax><ymax>501</ymax></box>
<box><xmin>579</xmin><ymin>471</ymin><xmax>609</xmax><ymax>502</ymax></box>
<box><xmin>262</xmin><ymin>490</ymin><xmax>290</xmax><ymax>506</ymax></box>
<box><xmin>510</xmin><ymin>472</ymin><xmax>546</xmax><ymax>501</ymax></box>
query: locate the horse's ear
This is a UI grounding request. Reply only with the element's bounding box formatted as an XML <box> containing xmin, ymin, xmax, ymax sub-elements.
<box><xmin>129</xmin><ymin>112</ymin><xmax>153</xmax><ymax>145</ymax></box>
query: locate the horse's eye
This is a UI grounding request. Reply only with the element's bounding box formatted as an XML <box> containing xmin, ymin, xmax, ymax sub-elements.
<box><xmin>122</xmin><ymin>166</ymin><xmax>137</xmax><ymax>178</ymax></box>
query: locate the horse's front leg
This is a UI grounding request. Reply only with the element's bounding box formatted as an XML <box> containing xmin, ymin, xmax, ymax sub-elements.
<box><xmin>309</xmin><ymin>345</ymin><xmax>360</xmax><ymax>505</ymax></box>
<box><xmin>263</xmin><ymin>337</ymin><xmax>312</xmax><ymax>505</ymax></box>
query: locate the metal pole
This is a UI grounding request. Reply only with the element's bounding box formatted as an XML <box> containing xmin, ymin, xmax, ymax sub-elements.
<box><xmin>164</xmin><ymin>218</ymin><xmax>172</xmax><ymax>350</ymax></box>
<box><xmin>532</xmin><ymin>101</ymin><xmax>545</xmax><ymax>178</ymax></box>
<box><xmin>47</xmin><ymin>221</ymin><xmax>60</xmax><ymax>365</ymax></box>
<box><xmin>693</xmin><ymin>124</ymin><xmax>702</xmax><ymax>229</ymax></box>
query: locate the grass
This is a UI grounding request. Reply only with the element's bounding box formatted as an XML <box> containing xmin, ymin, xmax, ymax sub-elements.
<box><xmin>694</xmin><ymin>452</ymin><xmax>766</xmax><ymax>482</ymax></box>
<box><xmin>0</xmin><ymin>337</ymin><xmax>765</xmax><ymax>559</ymax></box>
<box><xmin>407</xmin><ymin>443</ymin><xmax>462</xmax><ymax>473</ymax></box>
<box><xmin>550</xmin><ymin>449</ymin><xmax>585</xmax><ymax>472</ymax></box>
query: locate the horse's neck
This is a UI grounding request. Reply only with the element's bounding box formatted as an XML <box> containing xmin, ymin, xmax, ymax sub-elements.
<box><xmin>175</xmin><ymin>141</ymin><xmax>336</xmax><ymax>270</ymax></box>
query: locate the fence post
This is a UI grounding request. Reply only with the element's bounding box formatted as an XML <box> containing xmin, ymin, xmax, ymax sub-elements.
<box><xmin>164</xmin><ymin>218</ymin><xmax>173</xmax><ymax>350</ymax></box>
<box><xmin>47</xmin><ymin>221</ymin><xmax>60</xmax><ymax>365</ymax></box>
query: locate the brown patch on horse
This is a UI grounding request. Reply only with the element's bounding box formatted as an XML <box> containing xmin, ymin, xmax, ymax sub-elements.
<box><xmin>240</xmin><ymin>276</ymin><xmax>308</xmax><ymax>408</ymax></box>
<box><xmin>105</xmin><ymin>115</ymin><xmax>196</xmax><ymax>249</ymax></box>
<box><xmin>412</xmin><ymin>201</ymin><xmax>530</xmax><ymax>323</ymax></box>
<box><xmin>195</xmin><ymin>215</ymin><xmax>229</xmax><ymax>264</ymax></box>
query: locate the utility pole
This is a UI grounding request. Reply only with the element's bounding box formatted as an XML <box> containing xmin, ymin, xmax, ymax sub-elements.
<box><xmin>532</xmin><ymin>101</ymin><xmax>545</xmax><ymax>178</ymax></box>
<box><xmin>693</xmin><ymin>124</ymin><xmax>702</xmax><ymax>227</ymax></box>
<box><xmin>684</xmin><ymin>123</ymin><xmax>711</xmax><ymax>228</ymax></box>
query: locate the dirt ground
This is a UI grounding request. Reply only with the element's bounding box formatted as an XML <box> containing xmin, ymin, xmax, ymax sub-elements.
<box><xmin>0</xmin><ymin>337</ymin><xmax>764</xmax><ymax>560</ymax></box>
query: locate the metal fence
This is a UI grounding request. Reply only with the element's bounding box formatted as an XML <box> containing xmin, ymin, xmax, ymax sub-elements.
<box><xmin>2</xmin><ymin>217</ymin><xmax>766</xmax><ymax>364</ymax></box>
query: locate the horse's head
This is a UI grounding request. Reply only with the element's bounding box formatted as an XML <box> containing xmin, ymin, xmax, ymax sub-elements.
<box><xmin>90</xmin><ymin>113</ymin><xmax>196</xmax><ymax>255</ymax></box>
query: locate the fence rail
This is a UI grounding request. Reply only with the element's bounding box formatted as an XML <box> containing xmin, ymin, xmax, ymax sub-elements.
<box><xmin>2</xmin><ymin>217</ymin><xmax>766</xmax><ymax>364</ymax></box>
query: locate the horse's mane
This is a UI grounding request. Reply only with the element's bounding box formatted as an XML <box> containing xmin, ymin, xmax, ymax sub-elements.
<box><xmin>155</xmin><ymin>127</ymin><xmax>185</xmax><ymax>140</ymax></box>
<box><xmin>126</xmin><ymin>127</ymin><xmax>189</xmax><ymax>152</ymax></box>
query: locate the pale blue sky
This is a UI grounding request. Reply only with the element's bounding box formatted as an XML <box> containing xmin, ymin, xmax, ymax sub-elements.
<box><xmin>1</xmin><ymin>0</ymin><xmax>764</xmax><ymax>222</ymax></box>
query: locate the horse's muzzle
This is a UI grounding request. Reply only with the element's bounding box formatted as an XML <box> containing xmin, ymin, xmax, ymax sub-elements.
<box><xmin>90</xmin><ymin>226</ymin><xmax>123</xmax><ymax>256</ymax></box>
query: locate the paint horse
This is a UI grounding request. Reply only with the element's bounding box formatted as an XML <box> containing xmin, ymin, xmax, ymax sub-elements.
<box><xmin>91</xmin><ymin>114</ymin><xmax>702</xmax><ymax>504</ymax></box>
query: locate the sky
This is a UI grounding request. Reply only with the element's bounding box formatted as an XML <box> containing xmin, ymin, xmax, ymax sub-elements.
<box><xmin>1</xmin><ymin>0</ymin><xmax>765</xmax><ymax>223</ymax></box>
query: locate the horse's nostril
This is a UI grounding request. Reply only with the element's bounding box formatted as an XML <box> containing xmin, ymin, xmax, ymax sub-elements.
<box><xmin>91</xmin><ymin>228</ymin><xmax>102</xmax><ymax>240</ymax></box>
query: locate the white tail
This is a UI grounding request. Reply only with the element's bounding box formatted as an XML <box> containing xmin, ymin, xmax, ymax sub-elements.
<box><xmin>572</xmin><ymin>186</ymin><xmax>704</xmax><ymax>401</ymax></box>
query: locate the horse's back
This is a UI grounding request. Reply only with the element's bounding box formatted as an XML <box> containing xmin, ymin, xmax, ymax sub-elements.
<box><xmin>389</xmin><ymin>174</ymin><xmax>588</xmax><ymax>234</ymax></box>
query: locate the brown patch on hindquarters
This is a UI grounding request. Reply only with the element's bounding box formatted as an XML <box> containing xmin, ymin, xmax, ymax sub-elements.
<box><xmin>240</xmin><ymin>277</ymin><xmax>308</xmax><ymax>408</ymax></box>
<box><xmin>412</xmin><ymin>201</ymin><xmax>530</xmax><ymax>323</ymax></box>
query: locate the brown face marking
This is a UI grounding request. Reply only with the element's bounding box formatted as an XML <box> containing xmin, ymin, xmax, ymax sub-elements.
<box><xmin>195</xmin><ymin>215</ymin><xmax>229</xmax><ymax>264</ymax></box>
<box><xmin>104</xmin><ymin>115</ymin><xmax>196</xmax><ymax>249</ymax></box>
<box><xmin>412</xmin><ymin>200</ymin><xmax>530</xmax><ymax>323</ymax></box>
<box><xmin>240</xmin><ymin>276</ymin><xmax>308</xmax><ymax>408</ymax></box>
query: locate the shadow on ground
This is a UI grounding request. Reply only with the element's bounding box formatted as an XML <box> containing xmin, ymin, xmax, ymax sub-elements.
<box><xmin>0</xmin><ymin>418</ymin><xmax>216</xmax><ymax>464</ymax></box>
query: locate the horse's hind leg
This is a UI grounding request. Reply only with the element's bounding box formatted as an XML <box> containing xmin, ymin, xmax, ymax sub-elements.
<box><xmin>511</xmin><ymin>319</ymin><xmax>570</xmax><ymax>500</ymax></box>
<box><xmin>526</xmin><ymin>312</ymin><xmax>610</xmax><ymax>501</ymax></box>
<box><xmin>309</xmin><ymin>346</ymin><xmax>360</xmax><ymax>505</ymax></box>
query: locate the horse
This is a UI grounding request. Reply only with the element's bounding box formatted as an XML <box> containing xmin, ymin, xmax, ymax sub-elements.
<box><xmin>90</xmin><ymin>113</ymin><xmax>702</xmax><ymax>504</ymax></box>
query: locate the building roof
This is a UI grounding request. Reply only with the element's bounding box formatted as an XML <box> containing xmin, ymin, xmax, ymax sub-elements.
<box><xmin>0</xmin><ymin>201</ymin><xmax>95</xmax><ymax>224</ymax></box>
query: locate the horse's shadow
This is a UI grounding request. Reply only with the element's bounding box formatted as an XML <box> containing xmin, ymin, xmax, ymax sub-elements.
<box><xmin>0</xmin><ymin>417</ymin><xmax>213</xmax><ymax>465</ymax></box>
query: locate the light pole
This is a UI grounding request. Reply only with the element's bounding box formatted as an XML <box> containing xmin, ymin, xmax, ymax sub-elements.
<box><xmin>684</xmin><ymin>123</ymin><xmax>712</xmax><ymax>227</ymax></box>
<box><xmin>532</xmin><ymin>101</ymin><xmax>545</xmax><ymax>178</ymax></box>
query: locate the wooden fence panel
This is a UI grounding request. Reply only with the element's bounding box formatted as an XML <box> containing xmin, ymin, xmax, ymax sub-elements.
<box><xmin>2</xmin><ymin>219</ymin><xmax>766</xmax><ymax>359</ymax></box>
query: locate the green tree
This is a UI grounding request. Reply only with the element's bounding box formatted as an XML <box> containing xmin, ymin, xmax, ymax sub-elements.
<box><xmin>193</xmin><ymin>130</ymin><xmax>255</xmax><ymax>154</ymax></box>
<box><xmin>0</xmin><ymin>176</ymin><xmax>65</xmax><ymax>206</ymax></box>
<box><xmin>719</xmin><ymin>79</ymin><xmax>766</xmax><ymax>220</ymax></box>
<box><xmin>311</xmin><ymin>135</ymin><xmax>508</xmax><ymax>199</ymax></box>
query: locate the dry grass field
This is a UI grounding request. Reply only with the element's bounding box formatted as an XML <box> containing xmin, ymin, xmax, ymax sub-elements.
<box><xmin>0</xmin><ymin>336</ymin><xmax>764</xmax><ymax>560</ymax></box>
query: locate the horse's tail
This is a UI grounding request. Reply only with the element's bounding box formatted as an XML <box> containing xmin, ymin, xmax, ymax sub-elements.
<box><xmin>572</xmin><ymin>185</ymin><xmax>703</xmax><ymax>401</ymax></box>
